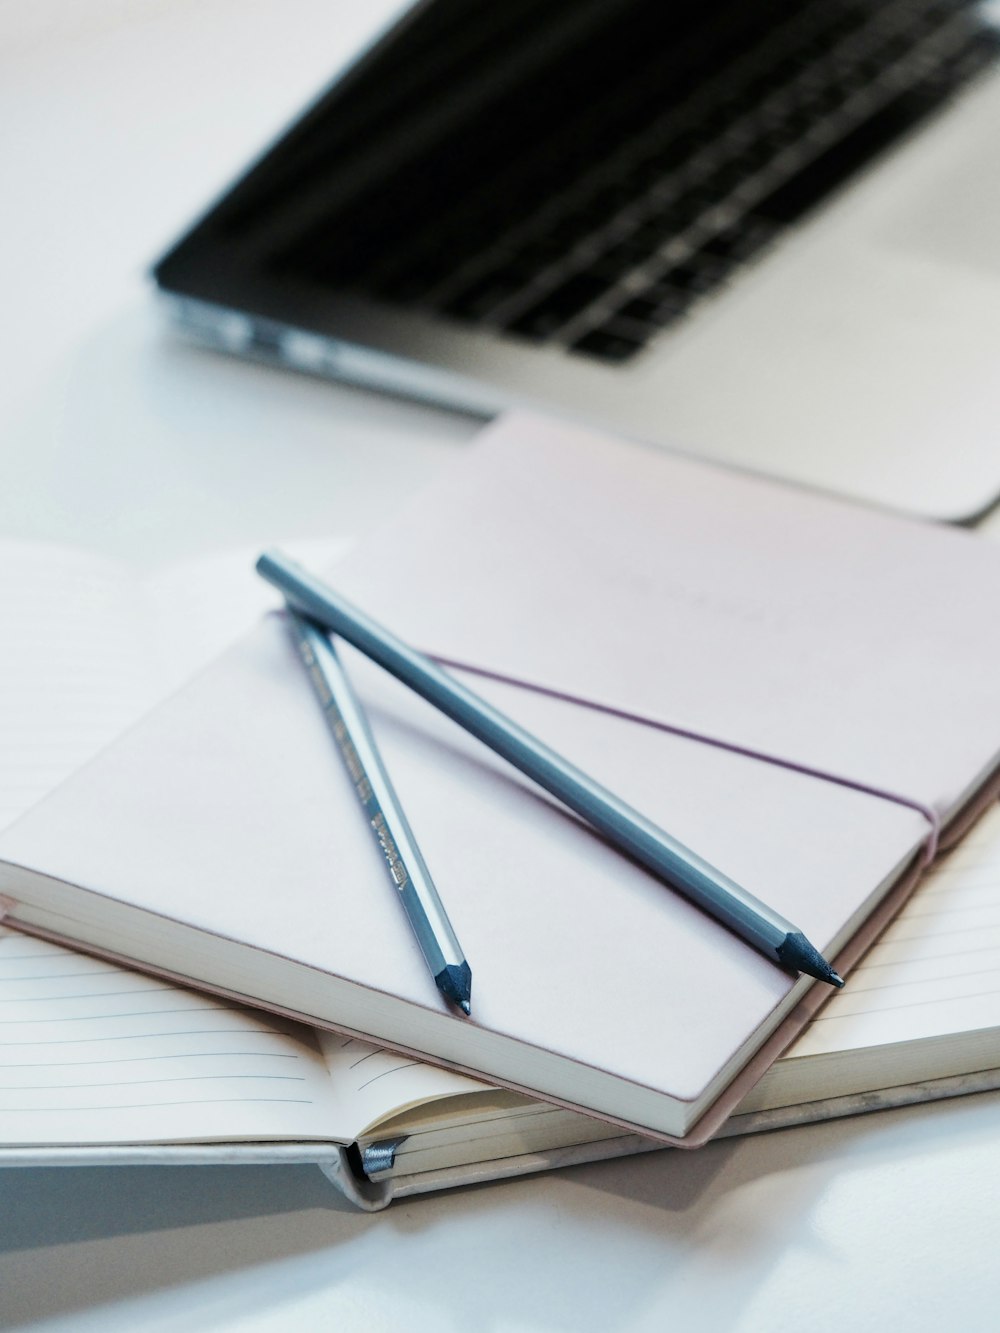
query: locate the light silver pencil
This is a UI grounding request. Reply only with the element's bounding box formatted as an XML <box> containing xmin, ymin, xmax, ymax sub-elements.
<box><xmin>262</xmin><ymin>551</ymin><xmax>843</xmax><ymax>989</ymax></box>
<box><xmin>284</xmin><ymin>608</ymin><xmax>472</xmax><ymax>1016</ymax></box>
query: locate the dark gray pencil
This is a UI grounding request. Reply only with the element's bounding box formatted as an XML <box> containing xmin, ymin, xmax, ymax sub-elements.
<box><xmin>261</xmin><ymin>551</ymin><xmax>843</xmax><ymax>989</ymax></box>
<box><xmin>284</xmin><ymin>608</ymin><xmax>472</xmax><ymax>1016</ymax></box>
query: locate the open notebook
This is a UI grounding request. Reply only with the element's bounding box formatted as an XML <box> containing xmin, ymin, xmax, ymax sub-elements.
<box><xmin>3</xmin><ymin>798</ymin><xmax>1000</xmax><ymax>1211</ymax></box>
<box><xmin>3</xmin><ymin>414</ymin><xmax>1000</xmax><ymax>1146</ymax></box>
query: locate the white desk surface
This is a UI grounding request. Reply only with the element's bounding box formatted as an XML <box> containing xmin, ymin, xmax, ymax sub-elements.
<box><xmin>3</xmin><ymin>4</ymin><xmax>999</xmax><ymax>1329</ymax></box>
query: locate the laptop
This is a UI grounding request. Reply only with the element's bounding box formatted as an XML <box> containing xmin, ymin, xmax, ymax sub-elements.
<box><xmin>153</xmin><ymin>0</ymin><xmax>1000</xmax><ymax>520</ymax></box>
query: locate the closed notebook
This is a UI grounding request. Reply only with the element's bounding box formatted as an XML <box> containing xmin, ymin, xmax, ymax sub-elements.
<box><xmin>2</xmin><ymin>412</ymin><xmax>1000</xmax><ymax>1144</ymax></box>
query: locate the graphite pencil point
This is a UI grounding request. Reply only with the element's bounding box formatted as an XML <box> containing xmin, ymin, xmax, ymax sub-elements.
<box><xmin>776</xmin><ymin>931</ymin><xmax>844</xmax><ymax>987</ymax></box>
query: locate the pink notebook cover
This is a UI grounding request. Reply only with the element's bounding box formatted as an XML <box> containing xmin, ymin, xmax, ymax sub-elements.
<box><xmin>2</xmin><ymin>413</ymin><xmax>999</xmax><ymax>1143</ymax></box>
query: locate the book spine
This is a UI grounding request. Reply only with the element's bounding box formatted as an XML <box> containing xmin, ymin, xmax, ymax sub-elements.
<box><xmin>0</xmin><ymin>1143</ymin><xmax>394</xmax><ymax>1211</ymax></box>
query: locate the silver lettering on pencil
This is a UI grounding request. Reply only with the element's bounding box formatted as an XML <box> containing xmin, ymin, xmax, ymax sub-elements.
<box><xmin>331</xmin><ymin>716</ymin><xmax>373</xmax><ymax>803</ymax></box>
<box><xmin>298</xmin><ymin>639</ymin><xmax>334</xmax><ymax>707</ymax></box>
<box><xmin>371</xmin><ymin>812</ymin><xmax>409</xmax><ymax>890</ymax></box>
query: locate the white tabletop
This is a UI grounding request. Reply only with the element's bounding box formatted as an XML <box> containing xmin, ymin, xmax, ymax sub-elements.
<box><xmin>3</xmin><ymin>4</ymin><xmax>999</xmax><ymax>1329</ymax></box>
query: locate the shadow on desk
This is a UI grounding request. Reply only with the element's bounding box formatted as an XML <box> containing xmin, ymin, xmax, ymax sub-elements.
<box><xmin>3</xmin><ymin>1092</ymin><xmax>999</xmax><ymax>1332</ymax></box>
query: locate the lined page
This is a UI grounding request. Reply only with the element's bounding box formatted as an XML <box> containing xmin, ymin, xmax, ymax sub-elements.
<box><xmin>0</xmin><ymin>533</ymin><xmax>447</xmax><ymax>1150</ymax></box>
<box><xmin>316</xmin><ymin>1030</ymin><xmax>489</xmax><ymax>1138</ymax></box>
<box><xmin>0</xmin><ymin>929</ymin><xmax>344</xmax><ymax>1146</ymax></box>
<box><xmin>785</xmin><ymin>800</ymin><xmax>1000</xmax><ymax>1059</ymax></box>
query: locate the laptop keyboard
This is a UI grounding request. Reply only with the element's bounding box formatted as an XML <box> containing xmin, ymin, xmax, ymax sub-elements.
<box><xmin>271</xmin><ymin>0</ymin><xmax>999</xmax><ymax>365</ymax></box>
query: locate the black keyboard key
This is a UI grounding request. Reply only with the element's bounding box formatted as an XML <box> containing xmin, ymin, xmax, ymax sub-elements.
<box><xmin>374</xmin><ymin>270</ymin><xmax>442</xmax><ymax>303</ymax></box>
<box><xmin>589</xmin><ymin>233</ymin><xmax>662</xmax><ymax>280</ymax></box>
<box><xmin>638</xmin><ymin>130</ymin><xmax>703</xmax><ymax>177</ymax></box>
<box><xmin>614</xmin><ymin>216</ymin><xmax>678</xmax><ymax>259</ymax></box>
<box><xmin>657</xmin><ymin>261</ymin><xmax>719</xmax><ymax>295</ymax></box>
<box><xmin>702</xmin><ymin>219</ymin><xmax>776</xmax><ymax>263</ymax></box>
<box><xmin>443</xmin><ymin>265</ymin><xmax>536</xmax><ymax>321</ymax></box>
<box><xmin>732</xmin><ymin>136</ymin><xmax>783</xmax><ymax>174</ymax></box>
<box><xmin>697</xmin><ymin>159</ymin><xmax>748</xmax><ymax>200</ymax></box>
<box><xmin>507</xmin><ymin>235</ymin><xmax>572</xmax><ymax>272</ymax></box>
<box><xmin>751</xmin><ymin>80</ymin><xmax>959</xmax><ymax>226</ymax></box>
<box><xmin>374</xmin><ymin>254</ymin><xmax>457</xmax><ymax>302</ymax></box>
<box><xmin>506</xmin><ymin>272</ymin><xmax>610</xmax><ymax>338</ymax></box>
<box><xmin>579</xmin><ymin>182</ymin><xmax>642</xmax><ymax>221</ymax></box>
<box><xmin>617</xmin><ymin>295</ymin><xmax>661</xmax><ymax>323</ymax></box>
<box><xmin>616</xmin><ymin>294</ymin><xmax>687</xmax><ymax>328</ymax></box>
<box><xmin>626</xmin><ymin>279</ymin><xmax>696</xmax><ymax>317</ymax></box>
<box><xmin>527</xmin><ymin>206</ymin><xmax>606</xmax><ymax>254</ymax></box>
<box><xmin>697</xmin><ymin>229</ymin><xmax>744</xmax><ymax>262</ymax></box>
<box><xmin>615</xmin><ymin>153</ymin><xmax>675</xmax><ymax>192</ymax></box>
<box><xmin>571</xmin><ymin>325</ymin><xmax>647</xmax><ymax>363</ymax></box>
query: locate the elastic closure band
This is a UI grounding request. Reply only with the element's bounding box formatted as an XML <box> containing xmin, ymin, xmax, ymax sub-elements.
<box><xmin>431</xmin><ymin>656</ymin><xmax>942</xmax><ymax>864</ymax></box>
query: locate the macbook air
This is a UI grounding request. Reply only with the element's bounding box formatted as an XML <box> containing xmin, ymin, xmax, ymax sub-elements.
<box><xmin>154</xmin><ymin>0</ymin><xmax>1000</xmax><ymax>520</ymax></box>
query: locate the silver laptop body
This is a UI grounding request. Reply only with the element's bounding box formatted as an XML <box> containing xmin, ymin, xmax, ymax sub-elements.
<box><xmin>155</xmin><ymin>0</ymin><xmax>1000</xmax><ymax>520</ymax></box>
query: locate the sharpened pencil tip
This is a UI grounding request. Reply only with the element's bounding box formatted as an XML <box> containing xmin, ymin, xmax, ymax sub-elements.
<box><xmin>775</xmin><ymin>931</ymin><xmax>844</xmax><ymax>987</ymax></box>
<box><xmin>435</xmin><ymin>962</ymin><xmax>473</xmax><ymax>1015</ymax></box>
